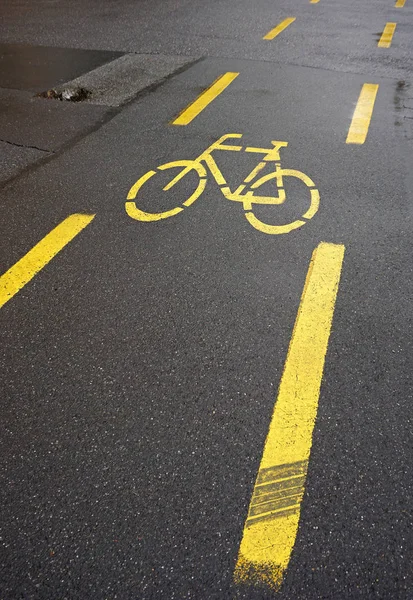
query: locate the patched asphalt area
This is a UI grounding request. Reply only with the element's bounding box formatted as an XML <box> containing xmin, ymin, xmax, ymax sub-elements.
<box><xmin>0</xmin><ymin>49</ymin><xmax>199</xmax><ymax>184</ymax></box>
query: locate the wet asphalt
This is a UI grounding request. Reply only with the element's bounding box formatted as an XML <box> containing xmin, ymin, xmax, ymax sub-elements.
<box><xmin>1</xmin><ymin>0</ymin><xmax>413</xmax><ymax>598</ymax></box>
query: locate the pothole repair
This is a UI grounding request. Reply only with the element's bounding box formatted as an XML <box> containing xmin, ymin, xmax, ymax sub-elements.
<box><xmin>36</xmin><ymin>87</ymin><xmax>91</xmax><ymax>102</ymax></box>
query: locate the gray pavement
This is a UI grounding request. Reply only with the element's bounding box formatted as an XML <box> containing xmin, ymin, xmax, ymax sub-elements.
<box><xmin>1</xmin><ymin>0</ymin><xmax>413</xmax><ymax>598</ymax></box>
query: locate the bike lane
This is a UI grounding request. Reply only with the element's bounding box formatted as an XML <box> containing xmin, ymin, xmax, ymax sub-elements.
<box><xmin>1</xmin><ymin>57</ymin><xmax>413</xmax><ymax>598</ymax></box>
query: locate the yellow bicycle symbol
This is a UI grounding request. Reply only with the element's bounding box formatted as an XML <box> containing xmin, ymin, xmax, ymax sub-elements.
<box><xmin>125</xmin><ymin>133</ymin><xmax>319</xmax><ymax>235</ymax></box>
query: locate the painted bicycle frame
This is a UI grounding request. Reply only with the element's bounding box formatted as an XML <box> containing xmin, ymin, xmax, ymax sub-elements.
<box><xmin>126</xmin><ymin>133</ymin><xmax>319</xmax><ymax>234</ymax></box>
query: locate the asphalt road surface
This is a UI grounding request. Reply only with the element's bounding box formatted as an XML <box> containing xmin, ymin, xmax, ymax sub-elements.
<box><xmin>1</xmin><ymin>0</ymin><xmax>413</xmax><ymax>598</ymax></box>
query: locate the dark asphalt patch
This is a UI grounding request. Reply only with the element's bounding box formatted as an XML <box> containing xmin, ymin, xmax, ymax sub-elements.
<box><xmin>0</xmin><ymin>43</ymin><xmax>123</xmax><ymax>92</ymax></box>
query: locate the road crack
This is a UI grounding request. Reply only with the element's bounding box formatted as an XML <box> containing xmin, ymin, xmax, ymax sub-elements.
<box><xmin>0</xmin><ymin>138</ymin><xmax>53</xmax><ymax>153</ymax></box>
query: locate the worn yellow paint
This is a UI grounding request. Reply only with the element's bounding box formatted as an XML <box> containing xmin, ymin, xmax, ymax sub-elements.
<box><xmin>310</xmin><ymin>0</ymin><xmax>320</xmax><ymax>4</ymax></box>
<box><xmin>234</xmin><ymin>242</ymin><xmax>345</xmax><ymax>591</ymax></box>
<box><xmin>395</xmin><ymin>0</ymin><xmax>406</xmax><ymax>7</ymax></box>
<box><xmin>263</xmin><ymin>18</ymin><xmax>296</xmax><ymax>40</ymax></box>
<box><xmin>346</xmin><ymin>83</ymin><xmax>378</xmax><ymax>144</ymax></box>
<box><xmin>243</xmin><ymin>161</ymin><xmax>267</xmax><ymax>184</ymax></box>
<box><xmin>171</xmin><ymin>72</ymin><xmax>239</xmax><ymax>126</ymax></box>
<box><xmin>0</xmin><ymin>213</ymin><xmax>95</xmax><ymax>309</ymax></box>
<box><xmin>378</xmin><ymin>22</ymin><xmax>397</xmax><ymax>47</ymax></box>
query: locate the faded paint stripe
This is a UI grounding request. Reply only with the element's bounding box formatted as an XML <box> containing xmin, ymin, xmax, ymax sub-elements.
<box><xmin>234</xmin><ymin>242</ymin><xmax>345</xmax><ymax>592</ymax></box>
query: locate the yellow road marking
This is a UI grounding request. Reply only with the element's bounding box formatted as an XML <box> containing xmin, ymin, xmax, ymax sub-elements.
<box><xmin>234</xmin><ymin>242</ymin><xmax>345</xmax><ymax>591</ymax></box>
<box><xmin>395</xmin><ymin>0</ymin><xmax>405</xmax><ymax>7</ymax></box>
<box><xmin>171</xmin><ymin>72</ymin><xmax>239</xmax><ymax>126</ymax></box>
<box><xmin>0</xmin><ymin>213</ymin><xmax>95</xmax><ymax>309</ymax></box>
<box><xmin>310</xmin><ymin>0</ymin><xmax>320</xmax><ymax>4</ymax></box>
<box><xmin>346</xmin><ymin>83</ymin><xmax>378</xmax><ymax>144</ymax></box>
<box><xmin>263</xmin><ymin>18</ymin><xmax>296</xmax><ymax>40</ymax></box>
<box><xmin>378</xmin><ymin>22</ymin><xmax>397</xmax><ymax>47</ymax></box>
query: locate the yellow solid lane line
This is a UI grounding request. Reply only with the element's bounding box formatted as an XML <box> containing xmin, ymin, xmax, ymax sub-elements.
<box><xmin>172</xmin><ymin>72</ymin><xmax>239</xmax><ymax>126</ymax></box>
<box><xmin>234</xmin><ymin>242</ymin><xmax>345</xmax><ymax>592</ymax></box>
<box><xmin>263</xmin><ymin>18</ymin><xmax>296</xmax><ymax>40</ymax></box>
<box><xmin>0</xmin><ymin>213</ymin><xmax>95</xmax><ymax>309</ymax></box>
<box><xmin>395</xmin><ymin>0</ymin><xmax>406</xmax><ymax>7</ymax></box>
<box><xmin>378</xmin><ymin>22</ymin><xmax>397</xmax><ymax>47</ymax></box>
<box><xmin>346</xmin><ymin>83</ymin><xmax>379</xmax><ymax>144</ymax></box>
